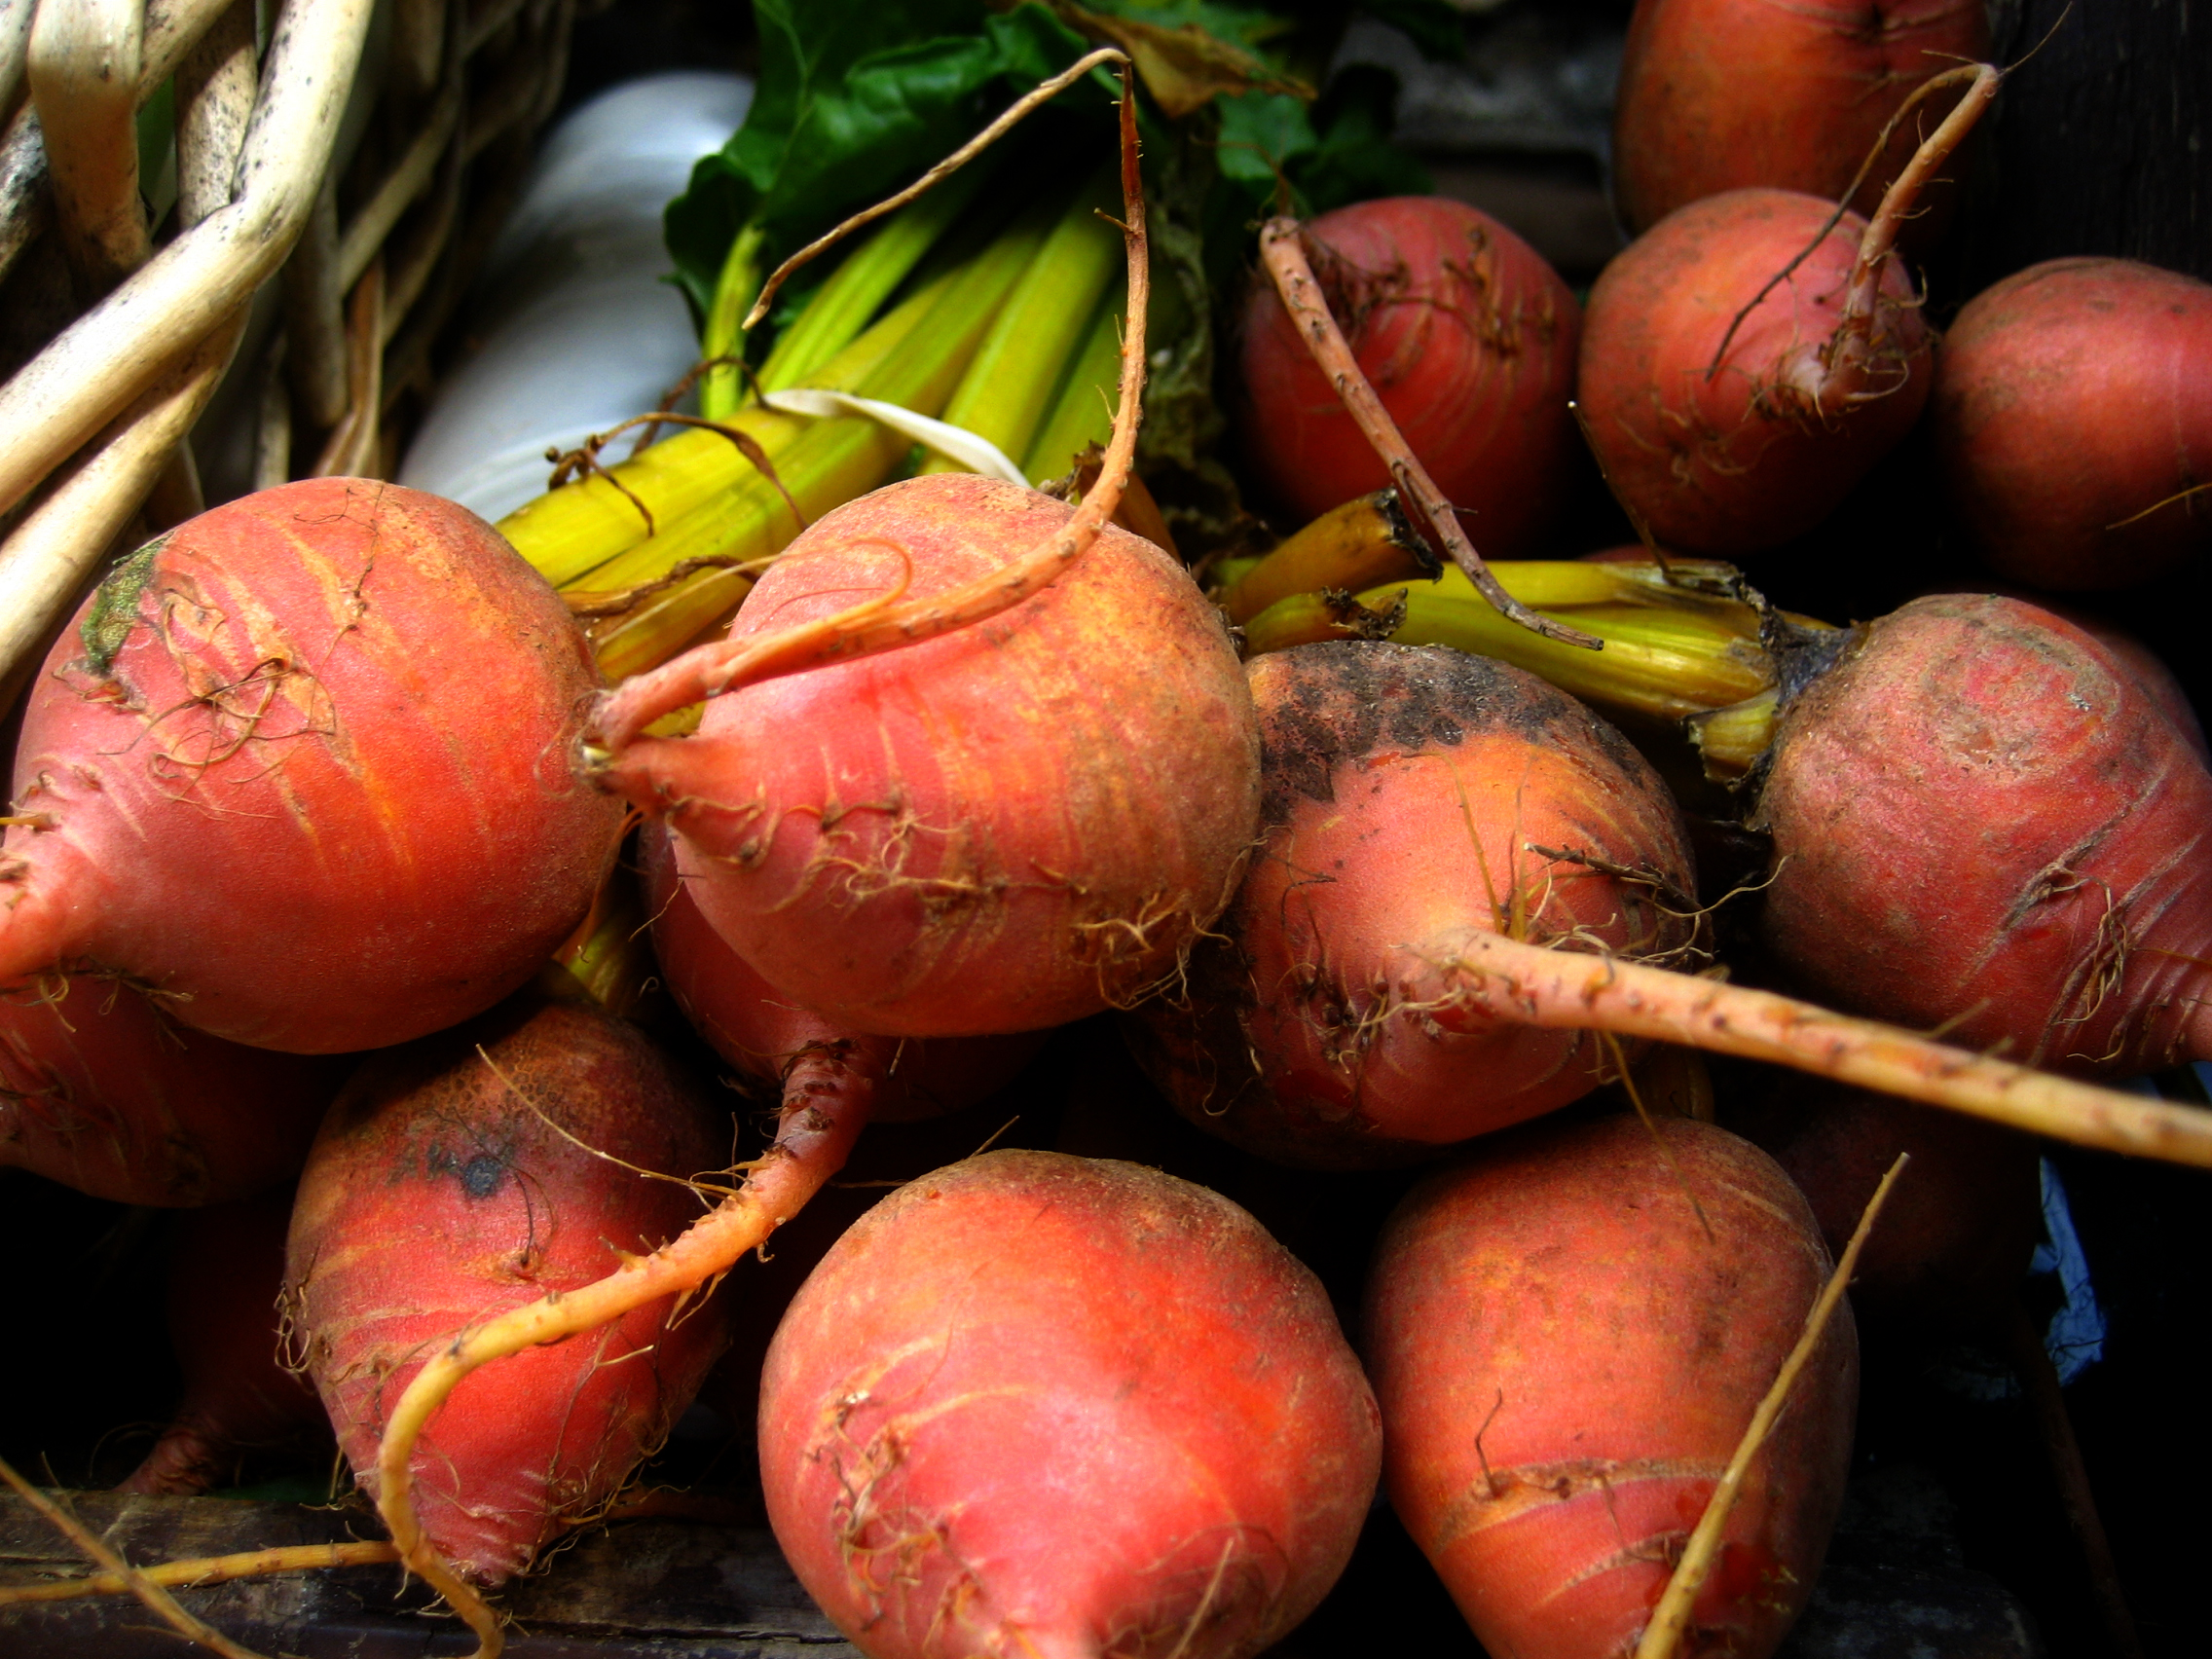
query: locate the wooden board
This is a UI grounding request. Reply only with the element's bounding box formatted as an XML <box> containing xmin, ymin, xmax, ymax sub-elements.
<box><xmin>0</xmin><ymin>1493</ymin><xmax>859</xmax><ymax>1657</ymax></box>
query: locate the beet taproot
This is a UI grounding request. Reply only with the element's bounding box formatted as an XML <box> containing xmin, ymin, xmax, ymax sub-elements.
<box><xmin>1364</xmin><ymin>1113</ymin><xmax>1858</xmax><ymax>1658</ymax></box>
<box><xmin>284</xmin><ymin>998</ymin><xmax>730</xmax><ymax>1583</ymax></box>
<box><xmin>758</xmin><ymin>1148</ymin><xmax>1381</xmax><ymax>1659</ymax></box>
<box><xmin>0</xmin><ymin>479</ymin><xmax>624</xmax><ymax>1052</ymax></box>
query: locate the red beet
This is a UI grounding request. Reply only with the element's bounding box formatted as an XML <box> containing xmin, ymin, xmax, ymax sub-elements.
<box><xmin>1127</xmin><ymin>642</ymin><xmax>1700</xmax><ymax>1167</ymax></box>
<box><xmin>120</xmin><ymin>1186</ymin><xmax>328</xmax><ymax>1494</ymax></box>
<box><xmin>642</xmin><ymin>824</ymin><xmax>1041</xmax><ymax>1124</ymax></box>
<box><xmin>1577</xmin><ymin>187</ymin><xmax>1935</xmax><ymax>556</ymax></box>
<box><xmin>1236</xmin><ymin>197</ymin><xmax>1581</xmax><ymax>552</ymax></box>
<box><xmin>0</xmin><ymin>479</ymin><xmax>625</xmax><ymax>1052</ymax></box>
<box><xmin>1612</xmin><ymin>0</ymin><xmax>1989</xmax><ymax>239</ymax></box>
<box><xmin>284</xmin><ymin>998</ymin><xmax>731</xmax><ymax>1583</ymax></box>
<box><xmin>599</xmin><ymin>474</ymin><xmax>1260</xmax><ymax>1039</ymax></box>
<box><xmin>1365</xmin><ymin>1114</ymin><xmax>1858</xmax><ymax>1658</ymax></box>
<box><xmin>1754</xmin><ymin>592</ymin><xmax>2212</xmax><ymax>1074</ymax></box>
<box><xmin>0</xmin><ymin>977</ymin><xmax>342</xmax><ymax>1205</ymax></box>
<box><xmin>1932</xmin><ymin>257</ymin><xmax>2212</xmax><ymax>590</ymax></box>
<box><xmin>758</xmin><ymin>1149</ymin><xmax>1381</xmax><ymax>1659</ymax></box>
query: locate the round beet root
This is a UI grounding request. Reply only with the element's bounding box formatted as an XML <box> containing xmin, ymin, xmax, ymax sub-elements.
<box><xmin>1364</xmin><ymin>1114</ymin><xmax>1857</xmax><ymax>1659</ymax></box>
<box><xmin>1578</xmin><ymin>188</ymin><xmax>1932</xmax><ymax>556</ymax></box>
<box><xmin>759</xmin><ymin>1149</ymin><xmax>1381</xmax><ymax>1659</ymax></box>
<box><xmin>285</xmin><ymin>999</ymin><xmax>731</xmax><ymax>1583</ymax></box>
<box><xmin>0</xmin><ymin>977</ymin><xmax>343</xmax><ymax>1205</ymax></box>
<box><xmin>607</xmin><ymin>474</ymin><xmax>1260</xmax><ymax>1039</ymax></box>
<box><xmin>1236</xmin><ymin>197</ymin><xmax>1581</xmax><ymax>553</ymax></box>
<box><xmin>0</xmin><ymin>479</ymin><xmax>624</xmax><ymax>1051</ymax></box>
<box><xmin>1725</xmin><ymin>1076</ymin><xmax>2042</xmax><ymax>1336</ymax></box>
<box><xmin>1933</xmin><ymin>257</ymin><xmax>2212</xmax><ymax>590</ymax></box>
<box><xmin>1612</xmin><ymin>0</ymin><xmax>1988</xmax><ymax>240</ymax></box>
<box><xmin>1127</xmin><ymin>642</ymin><xmax>1699</xmax><ymax>1168</ymax></box>
<box><xmin>1754</xmin><ymin>592</ymin><xmax>2212</xmax><ymax>1074</ymax></box>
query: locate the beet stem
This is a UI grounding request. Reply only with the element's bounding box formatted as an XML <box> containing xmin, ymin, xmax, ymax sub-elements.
<box><xmin>1430</xmin><ymin>931</ymin><xmax>2212</xmax><ymax>1165</ymax></box>
<box><xmin>1255</xmin><ymin>218</ymin><xmax>1600</xmax><ymax>652</ymax></box>
<box><xmin>587</xmin><ymin>68</ymin><xmax>1151</xmax><ymax>758</ymax></box>
<box><xmin>1634</xmin><ymin>1152</ymin><xmax>1906</xmax><ymax>1659</ymax></box>
<box><xmin>741</xmin><ymin>47</ymin><xmax>1130</xmax><ymax>335</ymax></box>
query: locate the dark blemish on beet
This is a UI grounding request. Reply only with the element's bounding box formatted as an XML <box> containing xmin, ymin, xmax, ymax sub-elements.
<box><xmin>461</xmin><ymin>1155</ymin><xmax>504</xmax><ymax>1198</ymax></box>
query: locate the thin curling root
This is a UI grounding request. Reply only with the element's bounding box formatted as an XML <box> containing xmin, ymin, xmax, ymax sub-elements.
<box><xmin>379</xmin><ymin>59</ymin><xmax>1154</xmax><ymax>1658</ymax></box>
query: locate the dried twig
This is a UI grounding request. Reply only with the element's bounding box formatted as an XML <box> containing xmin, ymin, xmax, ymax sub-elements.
<box><xmin>0</xmin><ymin>1539</ymin><xmax>401</xmax><ymax>1606</ymax></box>
<box><xmin>0</xmin><ymin>1455</ymin><xmax>274</xmax><ymax>1659</ymax></box>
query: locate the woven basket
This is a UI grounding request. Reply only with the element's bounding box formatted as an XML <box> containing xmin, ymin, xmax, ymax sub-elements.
<box><xmin>0</xmin><ymin>0</ymin><xmax>581</xmax><ymax>704</ymax></box>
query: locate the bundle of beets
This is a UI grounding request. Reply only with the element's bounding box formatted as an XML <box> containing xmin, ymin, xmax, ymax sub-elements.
<box><xmin>3</xmin><ymin>5</ymin><xmax>2206</xmax><ymax>1658</ymax></box>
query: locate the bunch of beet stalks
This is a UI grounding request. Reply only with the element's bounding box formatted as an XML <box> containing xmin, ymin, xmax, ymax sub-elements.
<box><xmin>4</xmin><ymin>26</ymin><xmax>2210</xmax><ymax>1659</ymax></box>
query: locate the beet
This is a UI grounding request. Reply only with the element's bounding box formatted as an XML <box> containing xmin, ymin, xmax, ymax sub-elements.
<box><xmin>1235</xmin><ymin>197</ymin><xmax>1581</xmax><ymax>553</ymax></box>
<box><xmin>1612</xmin><ymin>0</ymin><xmax>1989</xmax><ymax>240</ymax></box>
<box><xmin>1127</xmin><ymin>641</ymin><xmax>1699</xmax><ymax>1167</ymax></box>
<box><xmin>284</xmin><ymin>998</ymin><xmax>731</xmax><ymax>1583</ymax></box>
<box><xmin>1578</xmin><ymin>63</ymin><xmax>1995</xmax><ymax>556</ymax></box>
<box><xmin>1754</xmin><ymin>592</ymin><xmax>2212</xmax><ymax>1075</ymax></box>
<box><xmin>599</xmin><ymin>473</ymin><xmax>1260</xmax><ymax>1039</ymax></box>
<box><xmin>641</xmin><ymin>823</ymin><xmax>1041</xmax><ymax>1124</ymax></box>
<box><xmin>1933</xmin><ymin>257</ymin><xmax>2212</xmax><ymax>590</ymax></box>
<box><xmin>0</xmin><ymin>977</ymin><xmax>342</xmax><ymax>1205</ymax></box>
<box><xmin>1725</xmin><ymin>1076</ymin><xmax>2043</xmax><ymax>1335</ymax></box>
<box><xmin>0</xmin><ymin>479</ymin><xmax>625</xmax><ymax>1052</ymax></box>
<box><xmin>1576</xmin><ymin>188</ymin><xmax>1935</xmax><ymax>556</ymax></box>
<box><xmin>1365</xmin><ymin>1113</ymin><xmax>1858</xmax><ymax>1658</ymax></box>
<box><xmin>758</xmin><ymin>1149</ymin><xmax>1381</xmax><ymax>1659</ymax></box>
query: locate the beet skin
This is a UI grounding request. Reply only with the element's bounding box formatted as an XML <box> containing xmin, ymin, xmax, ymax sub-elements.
<box><xmin>285</xmin><ymin>999</ymin><xmax>730</xmax><ymax>1583</ymax></box>
<box><xmin>759</xmin><ymin>1149</ymin><xmax>1381</xmax><ymax>1659</ymax></box>
<box><xmin>1755</xmin><ymin>593</ymin><xmax>2212</xmax><ymax>1075</ymax></box>
<box><xmin>1365</xmin><ymin>1114</ymin><xmax>1857</xmax><ymax>1659</ymax></box>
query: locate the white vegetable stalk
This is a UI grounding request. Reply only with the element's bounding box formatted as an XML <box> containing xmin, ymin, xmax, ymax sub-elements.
<box><xmin>760</xmin><ymin>387</ymin><xmax>1031</xmax><ymax>486</ymax></box>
